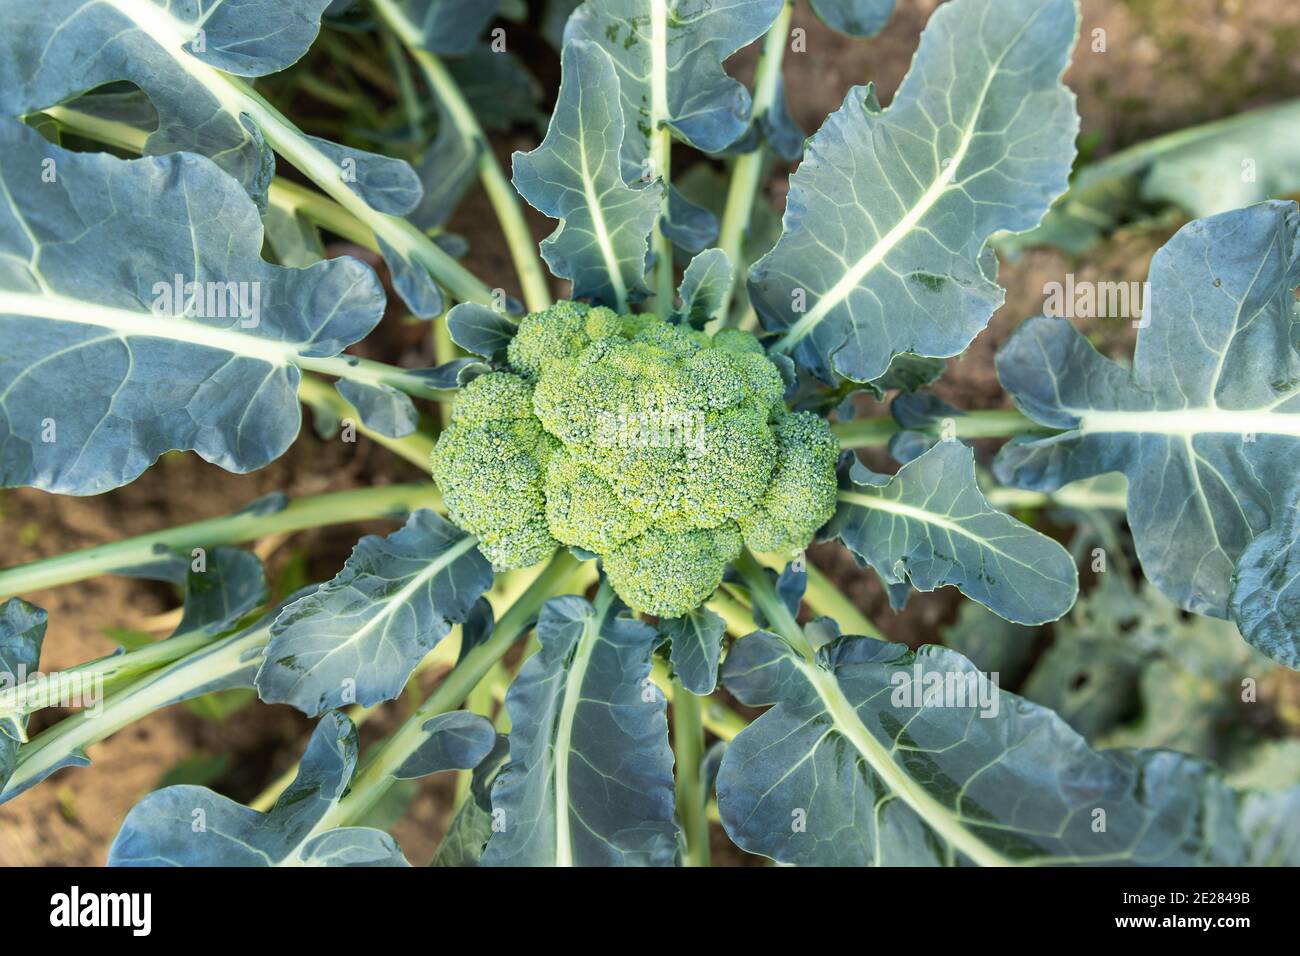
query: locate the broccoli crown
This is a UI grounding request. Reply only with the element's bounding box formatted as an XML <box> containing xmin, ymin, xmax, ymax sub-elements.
<box><xmin>432</xmin><ymin>302</ymin><xmax>838</xmax><ymax>617</ymax></box>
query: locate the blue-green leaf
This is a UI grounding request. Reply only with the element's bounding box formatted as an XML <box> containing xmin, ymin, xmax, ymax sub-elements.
<box><xmin>662</xmin><ymin>605</ymin><xmax>726</xmax><ymax>694</ymax></box>
<box><xmin>430</xmin><ymin>732</ymin><xmax>510</xmax><ymax>867</ymax></box>
<box><xmin>393</xmin><ymin>711</ymin><xmax>496</xmax><ymax>779</ymax></box>
<box><xmin>826</xmin><ymin>441</ymin><xmax>1078</xmax><ymax>624</ymax></box>
<box><xmin>334</xmin><ymin>381</ymin><xmax>419</xmax><ymax>439</ymax></box>
<box><xmin>0</xmin><ymin>599</ymin><xmax>47</xmax><ymax>788</ymax></box>
<box><xmin>753</xmin><ymin>0</ymin><xmax>1079</xmax><ymax>382</ymax></box>
<box><xmin>663</xmin><ymin>188</ymin><xmax>719</xmax><ymax>256</ymax></box>
<box><xmin>257</xmin><ymin>510</ymin><xmax>493</xmax><ymax>716</ymax></box>
<box><xmin>674</xmin><ymin>249</ymin><xmax>734</xmax><ymax>329</ymax></box>
<box><xmin>393</xmin><ymin>0</ymin><xmax>502</xmax><ymax>55</ymax></box>
<box><xmin>481</xmin><ymin>589</ymin><xmax>678</xmax><ymax>866</ymax></box>
<box><xmin>0</xmin><ymin>0</ymin><xmax>417</xmax><ymax>212</ymax></box>
<box><xmin>994</xmin><ymin>201</ymin><xmax>1300</xmax><ymax>661</ymax></box>
<box><xmin>411</xmin><ymin>104</ymin><xmax>482</xmax><ymax>231</ymax></box>
<box><xmin>1232</xmin><ymin>488</ymin><xmax>1300</xmax><ymax>668</ymax></box>
<box><xmin>809</xmin><ymin>0</ymin><xmax>896</xmax><ymax>37</ymax></box>
<box><xmin>446</xmin><ymin>303</ymin><xmax>519</xmax><ymax>361</ymax></box>
<box><xmin>512</xmin><ymin>41</ymin><xmax>661</xmax><ymax>309</ymax></box>
<box><xmin>565</xmin><ymin>0</ymin><xmax>784</xmax><ymax>180</ymax></box>
<box><xmin>173</xmin><ymin>548</ymin><xmax>268</xmax><ymax>637</ymax></box>
<box><xmin>110</xmin><ymin>712</ymin><xmax>407</xmax><ymax>866</ymax></box>
<box><xmin>718</xmin><ymin>630</ymin><xmax>1261</xmax><ymax>865</ymax></box>
<box><xmin>0</xmin><ymin>121</ymin><xmax>386</xmax><ymax>495</ymax></box>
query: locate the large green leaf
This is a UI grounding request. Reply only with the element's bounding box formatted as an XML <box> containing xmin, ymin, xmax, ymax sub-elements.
<box><xmin>0</xmin><ymin>0</ymin><xmax>463</xmax><ymax>317</ymax></box>
<box><xmin>565</xmin><ymin>0</ymin><xmax>783</xmax><ymax>179</ymax></box>
<box><xmin>512</xmin><ymin>41</ymin><xmax>661</xmax><ymax>309</ymax></box>
<box><xmin>256</xmin><ymin>511</ymin><xmax>493</xmax><ymax>715</ymax></box>
<box><xmin>0</xmin><ymin>121</ymin><xmax>386</xmax><ymax>495</ymax></box>
<box><xmin>481</xmin><ymin>589</ymin><xmax>678</xmax><ymax>866</ymax></box>
<box><xmin>826</xmin><ymin>442</ymin><xmax>1078</xmax><ymax>625</ymax></box>
<box><xmin>564</xmin><ymin>0</ymin><xmax>782</xmax><ymax>254</ymax></box>
<box><xmin>995</xmin><ymin>201</ymin><xmax>1300</xmax><ymax>665</ymax></box>
<box><xmin>0</xmin><ymin>0</ymin><xmax>417</xmax><ymax>212</ymax></box>
<box><xmin>109</xmin><ymin>710</ymin><xmax>493</xmax><ymax>866</ymax></box>
<box><xmin>717</xmin><ymin>630</ymin><xmax>1266</xmax><ymax>865</ymax></box>
<box><xmin>752</xmin><ymin>0</ymin><xmax>1079</xmax><ymax>383</ymax></box>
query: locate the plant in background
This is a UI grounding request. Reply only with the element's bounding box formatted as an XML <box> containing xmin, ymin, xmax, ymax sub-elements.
<box><xmin>0</xmin><ymin>0</ymin><xmax>1298</xmax><ymax>867</ymax></box>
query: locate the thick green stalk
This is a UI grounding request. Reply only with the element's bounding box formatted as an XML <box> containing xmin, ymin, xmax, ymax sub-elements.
<box><xmin>832</xmin><ymin>408</ymin><xmax>1051</xmax><ymax>448</ymax></box>
<box><xmin>751</xmin><ymin>552</ymin><xmax>882</xmax><ymax>639</ymax></box>
<box><xmin>0</xmin><ymin>628</ymin><xmax>217</xmax><ymax>725</ymax></box>
<box><xmin>652</xmin><ymin>126</ymin><xmax>676</xmax><ymax>313</ymax></box>
<box><xmin>672</xmin><ymin>680</ymin><xmax>710</xmax><ymax>867</ymax></box>
<box><xmin>716</xmin><ymin>0</ymin><xmax>794</xmax><ymax>324</ymax></box>
<box><xmin>371</xmin><ymin>0</ymin><xmax>553</xmax><ymax>313</ymax></box>
<box><xmin>733</xmin><ymin>550</ymin><xmax>814</xmax><ymax>659</ymax></box>
<box><xmin>1</xmin><ymin>621</ymin><xmax>272</xmax><ymax>802</ymax></box>
<box><xmin>0</xmin><ymin>483</ymin><xmax>441</xmax><ymax>599</ymax></box>
<box><xmin>314</xmin><ymin>550</ymin><xmax>583</xmax><ymax>831</ymax></box>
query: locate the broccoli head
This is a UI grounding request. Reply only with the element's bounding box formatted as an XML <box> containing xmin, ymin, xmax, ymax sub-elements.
<box><xmin>431</xmin><ymin>301</ymin><xmax>838</xmax><ymax>617</ymax></box>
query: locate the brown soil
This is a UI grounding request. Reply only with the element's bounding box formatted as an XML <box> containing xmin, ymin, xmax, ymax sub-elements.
<box><xmin>4</xmin><ymin>0</ymin><xmax>1299</xmax><ymax>866</ymax></box>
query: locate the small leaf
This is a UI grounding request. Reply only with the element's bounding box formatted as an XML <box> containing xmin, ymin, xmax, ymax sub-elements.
<box><xmin>511</xmin><ymin>41</ymin><xmax>661</xmax><ymax>309</ymax></box>
<box><xmin>809</xmin><ymin>0</ymin><xmax>896</xmax><ymax>37</ymax></box>
<box><xmin>257</xmin><ymin>511</ymin><xmax>493</xmax><ymax>715</ymax></box>
<box><xmin>446</xmin><ymin>303</ymin><xmax>519</xmax><ymax>361</ymax></box>
<box><xmin>482</xmin><ymin>590</ymin><xmax>677</xmax><ymax>866</ymax></box>
<box><xmin>110</xmin><ymin>713</ymin><xmax>407</xmax><ymax>867</ymax></box>
<box><xmin>827</xmin><ymin>442</ymin><xmax>1078</xmax><ymax>624</ymax></box>
<box><xmin>752</xmin><ymin>0</ymin><xmax>1079</xmax><ymax>382</ymax></box>
<box><xmin>393</xmin><ymin>711</ymin><xmax>496</xmax><ymax>779</ymax></box>
<box><xmin>334</xmin><ymin>381</ymin><xmax>419</xmax><ymax>439</ymax></box>
<box><xmin>674</xmin><ymin>249</ymin><xmax>734</xmax><ymax>329</ymax></box>
<box><xmin>662</xmin><ymin>606</ymin><xmax>726</xmax><ymax>695</ymax></box>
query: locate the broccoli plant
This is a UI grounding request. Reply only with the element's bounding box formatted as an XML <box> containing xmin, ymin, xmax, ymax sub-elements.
<box><xmin>1</xmin><ymin>0</ymin><xmax>1298</xmax><ymax>869</ymax></box>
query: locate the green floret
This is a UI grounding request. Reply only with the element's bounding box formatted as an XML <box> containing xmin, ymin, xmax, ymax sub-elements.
<box><xmin>451</xmin><ymin>371</ymin><xmax>535</xmax><ymax>425</ymax></box>
<box><xmin>507</xmin><ymin>301</ymin><xmax>593</xmax><ymax>380</ymax></box>
<box><xmin>431</xmin><ymin>303</ymin><xmax>839</xmax><ymax>615</ymax></box>
<box><xmin>544</xmin><ymin>449</ymin><xmax>649</xmax><ymax>552</ymax></box>
<box><xmin>431</xmin><ymin>420</ymin><xmax>559</xmax><ymax>569</ymax></box>
<box><xmin>603</xmin><ymin>525</ymin><xmax>743</xmax><ymax>619</ymax></box>
<box><xmin>738</xmin><ymin>412</ymin><xmax>840</xmax><ymax>555</ymax></box>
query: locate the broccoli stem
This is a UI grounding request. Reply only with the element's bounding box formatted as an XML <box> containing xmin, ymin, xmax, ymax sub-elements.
<box><xmin>733</xmin><ymin>550</ymin><xmax>815</xmax><ymax>659</ymax></box>
<box><xmin>0</xmin><ymin>483</ymin><xmax>443</xmax><ymax>599</ymax></box>
<box><xmin>652</xmin><ymin>125</ymin><xmax>677</xmax><ymax>314</ymax></box>
<box><xmin>716</xmin><ymin>0</ymin><xmax>795</xmax><ymax>327</ymax></box>
<box><xmin>1</xmin><ymin>619</ymin><xmax>274</xmax><ymax>803</ymax></box>
<box><xmin>371</xmin><ymin>0</ymin><xmax>554</xmax><ymax>313</ymax></box>
<box><xmin>831</xmin><ymin>407</ymin><xmax>1052</xmax><ymax>448</ymax></box>
<box><xmin>672</xmin><ymin>680</ymin><xmax>711</xmax><ymax>867</ymax></box>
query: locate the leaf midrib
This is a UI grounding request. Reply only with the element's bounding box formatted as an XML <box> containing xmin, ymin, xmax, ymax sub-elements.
<box><xmin>0</xmin><ymin>291</ymin><xmax>299</xmax><ymax>366</ymax></box>
<box><xmin>797</xmin><ymin>658</ymin><xmax>1011</xmax><ymax>868</ymax></box>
